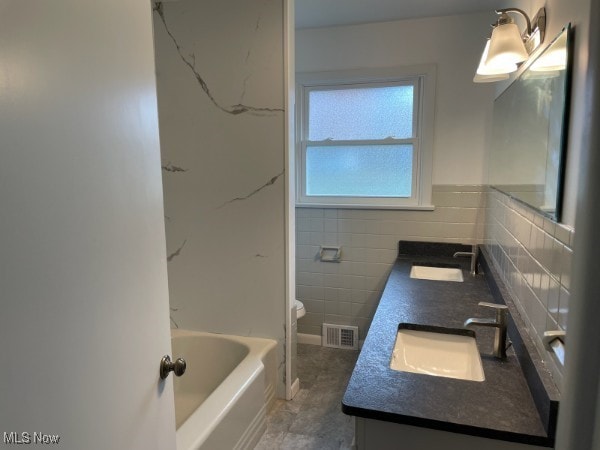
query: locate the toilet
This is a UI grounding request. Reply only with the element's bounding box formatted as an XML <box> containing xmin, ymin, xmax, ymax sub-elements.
<box><xmin>295</xmin><ymin>299</ymin><xmax>305</xmax><ymax>319</ymax></box>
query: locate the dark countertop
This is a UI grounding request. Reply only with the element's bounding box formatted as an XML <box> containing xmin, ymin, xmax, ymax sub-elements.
<box><xmin>342</xmin><ymin>242</ymin><xmax>557</xmax><ymax>447</ymax></box>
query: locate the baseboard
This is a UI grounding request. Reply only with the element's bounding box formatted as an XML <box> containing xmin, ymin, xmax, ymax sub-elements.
<box><xmin>297</xmin><ymin>333</ymin><xmax>322</xmax><ymax>345</ymax></box>
<box><xmin>290</xmin><ymin>378</ymin><xmax>300</xmax><ymax>399</ymax></box>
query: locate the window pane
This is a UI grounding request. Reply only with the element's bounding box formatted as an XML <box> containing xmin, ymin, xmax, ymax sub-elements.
<box><xmin>306</xmin><ymin>145</ymin><xmax>413</xmax><ymax>197</ymax></box>
<box><xmin>308</xmin><ymin>86</ymin><xmax>414</xmax><ymax>141</ymax></box>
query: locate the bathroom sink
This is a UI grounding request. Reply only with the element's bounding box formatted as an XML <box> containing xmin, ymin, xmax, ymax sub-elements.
<box><xmin>390</xmin><ymin>324</ymin><xmax>485</xmax><ymax>382</ymax></box>
<box><xmin>410</xmin><ymin>265</ymin><xmax>464</xmax><ymax>282</ymax></box>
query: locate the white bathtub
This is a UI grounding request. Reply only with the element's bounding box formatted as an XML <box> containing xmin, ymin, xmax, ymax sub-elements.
<box><xmin>171</xmin><ymin>329</ymin><xmax>277</xmax><ymax>450</ymax></box>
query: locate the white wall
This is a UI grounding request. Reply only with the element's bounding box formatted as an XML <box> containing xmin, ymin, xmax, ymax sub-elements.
<box><xmin>296</xmin><ymin>12</ymin><xmax>497</xmax><ymax>185</ymax></box>
<box><xmin>152</xmin><ymin>0</ymin><xmax>287</xmax><ymax>394</ymax></box>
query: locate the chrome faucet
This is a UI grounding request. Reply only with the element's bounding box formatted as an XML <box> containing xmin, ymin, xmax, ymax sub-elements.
<box><xmin>453</xmin><ymin>245</ymin><xmax>479</xmax><ymax>276</ymax></box>
<box><xmin>464</xmin><ymin>302</ymin><xmax>509</xmax><ymax>359</ymax></box>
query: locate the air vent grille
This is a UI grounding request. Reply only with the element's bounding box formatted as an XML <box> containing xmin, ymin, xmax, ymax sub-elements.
<box><xmin>322</xmin><ymin>324</ymin><xmax>359</xmax><ymax>350</ymax></box>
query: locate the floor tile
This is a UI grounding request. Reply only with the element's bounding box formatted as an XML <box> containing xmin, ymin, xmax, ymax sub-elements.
<box><xmin>254</xmin><ymin>344</ymin><xmax>359</xmax><ymax>449</ymax></box>
<box><xmin>254</xmin><ymin>431</ymin><xmax>286</xmax><ymax>450</ymax></box>
<box><xmin>279</xmin><ymin>432</ymin><xmax>342</xmax><ymax>450</ymax></box>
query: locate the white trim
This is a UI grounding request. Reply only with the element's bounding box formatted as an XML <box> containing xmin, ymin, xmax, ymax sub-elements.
<box><xmin>296</xmin><ymin>65</ymin><xmax>436</xmax><ymax>86</ymax></box>
<box><xmin>295</xmin><ymin>65</ymin><xmax>436</xmax><ymax>209</ymax></box>
<box><xmin>297</xmin><ymin>333</ymin><xmax>322</xmax><ymax>346</ymax></box>
<box><xmin>290</xmin><ymin>378</ymin><xmax>300</xmax><ymax>399</ymax></box>
<box><xmin>283</xmin><ymin>0</ymin><xmax>295</xmax><ymax>402</ymax></box>
<box><xmin>297</xmin><ymin>203</ymin><xmax>435</xmax><ymax>210</ymax></box>
<box><xmin>305</xmin><ymin>138</ymin><xmax>416</xmax><ymax>146</ymax></box>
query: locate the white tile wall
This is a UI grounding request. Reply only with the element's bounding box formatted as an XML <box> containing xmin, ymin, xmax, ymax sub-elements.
<box><xmin>296</xmin><ymin>184</ymin><xmax>572</xmax><ymax>388</ymax></box>
<box><xmin>296</xmin><ymin>185</ymin><xmax>487</xmax><ymax>339</ymax></box>
<box><xmin>485</xmin><ymin>188</ymin><xmax>573</xmax><ymax>387</ymax></box>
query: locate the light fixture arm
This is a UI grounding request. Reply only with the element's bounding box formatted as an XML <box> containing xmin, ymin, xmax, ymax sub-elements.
<box><xmin>495</xmin><ymin>8</ymin><xmax>532</xmax><ymax>36</ymax></box>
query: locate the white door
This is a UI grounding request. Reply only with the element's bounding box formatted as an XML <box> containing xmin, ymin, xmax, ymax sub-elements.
<box><xmin>0</xmin><ymin>1</ymin><xmax>176</xmax><ymax>449</ymax></box>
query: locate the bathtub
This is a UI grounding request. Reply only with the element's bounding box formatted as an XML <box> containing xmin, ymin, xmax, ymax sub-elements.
<box><xmin>171</xmin><ymin>329</ymin><xmax>277</xmax><ymax>450</ymax></box>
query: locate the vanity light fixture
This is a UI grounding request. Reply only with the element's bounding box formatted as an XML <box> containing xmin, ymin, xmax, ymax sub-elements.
<box><xmin>473</xmin><ymin>7</ymin><xmax>546</xmax><ymax>82</ymax></box>
<box><xmin>530</xmin><ymin>30</ymin><xmax>568</xmax><ymax>72</ymax></box>
<box><xmin>473</xmin><ymin>39</ymin><xmax>512</xmax><ymax>83</ymax></box>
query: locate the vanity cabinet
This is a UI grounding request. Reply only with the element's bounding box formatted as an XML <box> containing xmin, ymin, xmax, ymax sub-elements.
<box><xmin>355</xmin><ymin>418</ymin><xmax>549</xmax><ymax>450</ymax></box>
<box><xmin>342</xmin><ymin>242</ymin><xmax>559</xmax><ymax>450</ymax></box>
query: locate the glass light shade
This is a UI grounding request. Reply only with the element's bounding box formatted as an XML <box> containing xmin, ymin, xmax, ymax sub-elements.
<box><xmin>476</xmin><ymin>40</ymin><xmax>517</xmax><ymax>77</ymax></box>
<box><xmin>486</xmin><ymin>23</ymin><xmax>529</xmax><ymax>69</ymax></box>
<box><xmin>530</xmin><ymin>39</ymin><xmax>568</xmax><ymax>72</ymax></box>
<box><xmin>527</xmin><ymin>31</ymin><xmax>568</xmax><ymax>76</ymax></box>
<box><xmin>473</xmin><ymin>72</ymin><xmax>510</xmax><ymax>83</ymax></box>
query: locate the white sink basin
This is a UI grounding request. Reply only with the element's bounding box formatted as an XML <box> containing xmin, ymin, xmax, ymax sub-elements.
<box><xmin>410</xmin><ymin>265</ymin><xmax>464</xmax><ymax>282</ymax></box>
<box><xmin>390</xmin><ymin>326</ymin><xmax>485</xmax><ymax>382</ymax></box>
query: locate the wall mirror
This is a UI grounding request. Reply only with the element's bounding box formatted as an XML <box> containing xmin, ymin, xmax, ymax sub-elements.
<box><xmin>489</xmin><ymin>25</ymin><xmax>572</xmax><ymax>221</ymax></box>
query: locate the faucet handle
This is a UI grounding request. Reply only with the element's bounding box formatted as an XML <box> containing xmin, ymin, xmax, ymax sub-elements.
<box><xmin>478</xmin><ymin>301</ymin><xmax>508</xmax><ymax>310</ymax></box>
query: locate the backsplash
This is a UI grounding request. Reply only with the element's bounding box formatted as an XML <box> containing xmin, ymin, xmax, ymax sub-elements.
<box><xmin>296</xmin><ymin>185</ymin><xmax>487</xmax><ymax>340</ymax></box>
<box><xmin>485</xmin><ymin>188</ymin><xmax>573</xmax><ymax>387</ymax></box>
<box><xmin>296</xmin><ymin>184</ymin><xmax>571</xmax><ymax>387</ymax></box>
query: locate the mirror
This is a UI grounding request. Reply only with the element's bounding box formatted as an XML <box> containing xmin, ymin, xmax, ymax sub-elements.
<box><xmin>489</xmin><ymin>25</ymin><xmax>572</xmax><ymax>220</ymax></box>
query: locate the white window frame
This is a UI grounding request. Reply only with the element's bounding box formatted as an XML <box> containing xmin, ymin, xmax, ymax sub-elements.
<box><xmin>296</xmin><ymin>65</ymin><xmax>436</xmax><ymax>209</ymax></box>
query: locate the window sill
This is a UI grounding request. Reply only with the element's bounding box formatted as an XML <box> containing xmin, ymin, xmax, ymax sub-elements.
<box><xmin>296</xmin><ymin>203</ymin><xmax>435</xmax><ymax>211</ymax></box>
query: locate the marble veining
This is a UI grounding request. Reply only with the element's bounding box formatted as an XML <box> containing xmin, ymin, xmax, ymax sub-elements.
<box><xmin>153</xmin><ymin>2</ymin><xmax>284</xmax><ymax>116</ymax></box>
<box><xmin>218</xmin><ymin>171</ymin><xmax>284</xmax><ymax>209</ymax></box>
<box><xmin>153</xmin><ymin>0</ymin><xmax>286</xmax><ymax>395</ymax></box>
<box><xmin>161</xmin><ymin>161</ymin><xmax>188</xmax><ymax>173</ymax></box>
<box><xmin>167</xmin><ymin>239</ymin><xmax>187</xmax><ymax>262</ymax></box>
<box><xmin>170</xmin><ymin>306</ymin><xmax>180</xmax><ymax>329</ymax></box>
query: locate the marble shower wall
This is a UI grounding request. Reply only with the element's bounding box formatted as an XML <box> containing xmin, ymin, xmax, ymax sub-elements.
<box><xmin>152</xmin><ymin>0</ymin><xmax>286</xmax><ymax>393</ymax></box>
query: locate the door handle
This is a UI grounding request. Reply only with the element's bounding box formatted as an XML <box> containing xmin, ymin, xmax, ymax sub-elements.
<box><xmin>159</xmin><ymin>355</ymin><xmax>187</xmax><ymax>380</ymax></box>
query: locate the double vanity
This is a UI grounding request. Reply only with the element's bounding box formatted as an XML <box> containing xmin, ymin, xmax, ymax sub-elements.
<box><xmin>342</xmin><ymin>241</ymin><xmax>559</xmax><ymax>450</ymax></box>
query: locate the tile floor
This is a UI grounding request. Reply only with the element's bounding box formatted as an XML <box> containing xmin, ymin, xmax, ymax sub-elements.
<box><xmin>254</xmin><ymin>343</ymin><xmax>360</xmax><ymax>450</ymax></box>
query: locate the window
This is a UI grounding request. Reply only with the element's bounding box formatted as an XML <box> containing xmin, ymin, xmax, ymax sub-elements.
<box><xmin>296</xmin><ymin>66</ymin><xmax>436</xmax><ymax>209</ymax></box>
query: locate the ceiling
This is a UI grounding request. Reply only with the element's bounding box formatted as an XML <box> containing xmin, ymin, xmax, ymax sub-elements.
<box><xmin>295</xmin><ymin>0</ymin><xmax>503</xmax><ymax>29</ymax></box>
